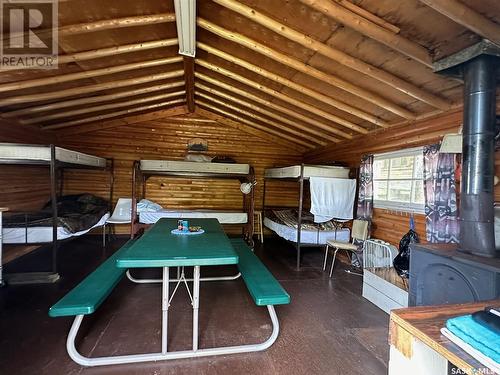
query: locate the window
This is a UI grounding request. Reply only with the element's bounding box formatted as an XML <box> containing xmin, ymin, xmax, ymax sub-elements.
<box><xmin>373</xmin><ymin>147</ymin><xmax>424</xmax><ymax>213</ymax></box>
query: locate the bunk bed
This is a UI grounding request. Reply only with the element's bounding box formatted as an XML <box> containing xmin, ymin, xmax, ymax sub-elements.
<box><xmin>131</xmin><ymin>160</ymin><xmax>255</xmax><ymax>243</ymax></box>
<box><xmin>0</xmin><ymin>143</ymin><xmax>114</xmax><ymax>284</ymax></box>
<box><xmin>263</xmin><ymin>164</ymin><xmax>355</xmax><ymax>270</ymax></box>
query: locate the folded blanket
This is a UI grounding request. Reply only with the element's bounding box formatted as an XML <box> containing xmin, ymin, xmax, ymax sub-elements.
<box><xmin>446</xmin><ymin>314</ymin><xmax>500</xmax><ymax>364</ymax></box>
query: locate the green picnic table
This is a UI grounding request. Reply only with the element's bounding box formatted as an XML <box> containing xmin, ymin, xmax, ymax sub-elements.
<box><xmin>49</xmin><ymin>218</ymin><xmax>290</xmax><ymax>367</ymax></box>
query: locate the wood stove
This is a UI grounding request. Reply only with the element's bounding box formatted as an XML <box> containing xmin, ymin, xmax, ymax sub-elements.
<box><xmin>409</xmin><ymin>42</ymin><xmax>500</xmax><ymax>306</ymax></box>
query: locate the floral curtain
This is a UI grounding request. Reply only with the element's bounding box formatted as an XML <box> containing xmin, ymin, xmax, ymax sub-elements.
<box><xmin>357</xmin><ymin>154</ymin><xmax>374</xmax><ymax>220</ymax></box>
<box><xmin>423</xmin><ymin>144</ymin><xmax>459</xmax><ymax>243</ymax></box>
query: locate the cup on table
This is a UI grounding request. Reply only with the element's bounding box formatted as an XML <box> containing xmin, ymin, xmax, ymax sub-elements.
<box><xmin>182</xmin><ymin>220</ymin><xmax>189</xmax><ymax>232</ymax></box>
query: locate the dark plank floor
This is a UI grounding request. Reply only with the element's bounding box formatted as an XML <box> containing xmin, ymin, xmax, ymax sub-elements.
<box><xmin>0</xmin><ymin>236</ymin><xmax>389</xmax><ymax>375</ymax></box>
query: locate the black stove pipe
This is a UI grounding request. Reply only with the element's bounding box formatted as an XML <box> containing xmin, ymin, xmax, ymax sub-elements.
<box><xmin>459</xmin><ymin>55</ymin><xmax>498</xmax><ymax>257</ymax></box>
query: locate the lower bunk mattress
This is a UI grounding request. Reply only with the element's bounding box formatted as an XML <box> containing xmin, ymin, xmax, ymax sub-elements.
<box><xmin>264</xmin><ymin>216</ymin><xmax>350</xmax><ymax>245</ymax></box>
<box><xmin>2</xmin><ymin>213</ymin><xmax>109</xmax><ymax>244</ymax></box>
<box><xmin>139</xmin><ymin>209</ymin><xmax>248</xmax><ymax>224</ymax></box>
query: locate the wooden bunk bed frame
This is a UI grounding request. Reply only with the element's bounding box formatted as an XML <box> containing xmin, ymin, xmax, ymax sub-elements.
<box><xmin>263</xmin><ymin>163</ymin><xmax>353</xmax><ymax>270</ymax></box>
<box><xmin>0</xmin><ymin>143</ymin><xmax>114</xmax><ymax>284</ymax></box>
<box><xmin>130</xmin><ymin>160</ymin><xmax>255</xmax><ymax>244</ymax></box>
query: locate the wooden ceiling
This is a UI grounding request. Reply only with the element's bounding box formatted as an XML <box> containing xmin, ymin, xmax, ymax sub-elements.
<box><xmin>1</xmin><ymin>0</ymin><xmax>499</xmax><ymax>152</ymax></box>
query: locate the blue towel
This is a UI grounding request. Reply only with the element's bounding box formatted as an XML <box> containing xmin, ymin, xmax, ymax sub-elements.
<box><xmin>446</xmin><ymin>314</ymin><xmax>500</xmax><ymax>364</ymax></box>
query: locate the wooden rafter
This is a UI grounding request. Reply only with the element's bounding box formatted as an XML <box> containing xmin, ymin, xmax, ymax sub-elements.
<box><xmin>0</xmin><ymin>70</ymin><xmax>184</xmax><ymax>106</ymax></box>
<box><xmin>22</xmin><ymin>90</ymin><xmax>186</xmax><ymax>125</ymax></box>
<box><xmin>195</xmin><ymin>73</ymin><xmax>348</xmax><ymax>140</ymax></box>
<box><xmin>195</xmin><ymin>82</ymin><xmax>336</xmax><ymax>144</ymax></box>
<box><xmin>198</xmin><ymin>42</ymin><xmax>387</xmax><ymax>127</ymax></box>
<box><xmin>43</xmin><ymin>99</ymin><xmax>186</xmax><ymax>130</ymax></box>
<box><xmin>57</xmin><ymin>106</ymin><xmax>189</xmax><ymax>137</ymax></box>
<box><xmin>298</xmin><ymin>0</ymin><xmax>432</xmax><ymax>66</ymax></box>
<box><xmin>4</xmin><ymin>13</ymin><xmax>176</xmax><ymax>44</ymax></box>
<box><xmin>57</xmin><ymin>39</ymin><xmax>178</xmax><ymax>65</ymax></box>
<box><xmin>183</xmin><ymin>57</ymin><xmax>196</xmax><ymax>112</ymax></box>
<box><xmin>209</xmin><ymin>0</ymin><xmax>450</xmax><ymax>109</ymax></box>
<box><xmin>196</xmin><ymin>59</ymin><xmax>368</xmax><ymax>134</ymax></box>
<box><xmin>334</xmin><ymin>0</ymin><xmax>400</xmax><ymax>34</ymax></box>
<box><xmin>0</xmin><ymin>57</ymin><xmax>182</xmax><ymax>93</ymax></box>
<box><xmin>195</xmin><ymin>107</ymin><xmax>307</xmax><ymax>152</ymax></box>
<box><xmin>197</xmin><ymin>18</ymin><xmax>416</xmax><ymax>119</ymax></box>
<box><xmin>196</xmin><ymin>91</ymin><xmax>321</xmax><ymax>147</ymax></box>
<box><xmin>3</xmin><ymin>81</ymin><xmax>185</xmax><ymax>118</ymax></box>
<box><xmin>419</xmin><ymin>0</ymin><xmax>500</xmax><ymax>46</ymax></box>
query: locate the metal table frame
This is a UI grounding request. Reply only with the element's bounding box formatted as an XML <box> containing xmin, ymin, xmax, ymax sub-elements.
<box><xmin>65</xmin><ymin>265</ymin><xmax>279</xmax><ymax>366</ymax></box>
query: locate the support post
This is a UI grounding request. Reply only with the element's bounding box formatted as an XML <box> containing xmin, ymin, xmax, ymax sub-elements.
<box><xmin>50</xmin><ymin>145</ymin><xmax>58</xmax><ymax>274</ymax></box>
<box><xmin>131</xmin><ymin>161</ymin><xmax>138</xmax><ymax>238</ymax></box>
<box><xmin>297</xmin><ymin>164</ymin><xmax>304</xmax><ymax>270</ymax></box>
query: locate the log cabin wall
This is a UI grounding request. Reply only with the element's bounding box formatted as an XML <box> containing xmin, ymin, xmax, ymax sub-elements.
<box><xmin>58</xmin><ymin>115</ymin><xmax>302</xmax><ymax>234</ymax></box>
<box><xmin>0</xmin><ymin>122</ymin><xmax>55</xmax><ymax>211</ymax></box>
<box><xmin>305</xmin><ymin>109</ymin><xmax>465</xmax><ymax>245</ymax></box>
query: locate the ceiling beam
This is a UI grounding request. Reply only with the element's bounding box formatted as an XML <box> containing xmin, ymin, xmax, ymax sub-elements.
<box><xmin>22</xmin><ymin>91</ymin><xmax>186</xmax><ymax>125</ymax></box>
<box><xmin>57</xmin><ymin>105</ymin><xmax>189</xmax><ymax>137</ymax></box>
<box><xmin>5</xmin><ymin>13</ymin><xmax>176</xmax><ymax>45</ymax></box>
<box><xmin>334</xmin><ymin>0</ymin><xmax>400</xmax><ymax>34</ymax></box>
<box><xmin>58</xmin><ymin>13</ymin><xmax>175</xmax><ymax>36</ymax></box>
<box><xmin>0</xmin><ymin>70</ymin><xmax>184</xmax><ymax>106</ymax></box>
<box><xmin>183</xmin><ymin>57</ymin><xmax>196</xmax><ymax>112</ymax></box>
<box><xmin>44</xmin><ymin>99</ymin><xmax>186</xmax><ymax>131</ymax></box>
<box><xmin>297</xmin><ymin>0</ymin><xmax>433</xmax><ymax>67</ymax></box>
<box><xmin>195</xmin><ymin>106</ymin><xmax>307</xmax><ymax>152</ymax></box>
<box><xmin>3</xmin><ymin>81</ymin><xmax>185</xmax><ymax>118</ymax></box>
<box><xmin>195</xmin><ymin>83</ymin><xmax>335</xmax><ymax>144</ymax></box>
<box><xmin>0</xmin><ymin>56</ymin><xmax>182</xmax><ymax>93</ymax></box>
<box><xmin>198</xmin><ymin>42</ymin><xmax>387</xmax><ymax>127</ymax></box>
<box><xmin>57</xmin><ymin>38</ymin><xmax>178</xmax><ymax>65</ymax></box>
<box><xmin>197</xmin><ymin>59</ymin><xmax>369</xmax><ymax>134</ymax></box>
<box><xmin>419</xmin><ymin>0</ymin><xmax>500</xmax><ymax>46</ymax></box>
<box><xmin>197</xmin><ymin>18</ymin><xmax>416</xmax><ymax>119</ymax></box>
<box><xmin>195</xmin><ymin>72</ymin><xmax>348</xmax><ymax>140</ymax></box>
<box><xmin>196</xmin><ymin>91</ymin><xmax>320</xmax><ymax>148</ymax></box>
<box><xmin>209</xmin><ymin>0</ymin><xmax>450</xmax><ymax>109</ymax></box>
<box><xmin>151</xmin><ymin>117</ymin><xmax>216</xmax><ymax>123</ymax></box>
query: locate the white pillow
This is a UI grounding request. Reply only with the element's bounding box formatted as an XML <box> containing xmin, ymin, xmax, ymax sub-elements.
<box><xmin>185</xmin><ymin>153</ymin><xmax>213</xmax><ymax>162</ymax></box>
<box><xmin>137</xmin><ymin>199</ymin><xmax>163</xmax><ymax>212</ymax></box>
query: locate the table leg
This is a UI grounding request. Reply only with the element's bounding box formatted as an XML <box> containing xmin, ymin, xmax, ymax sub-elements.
<box><xmin>162</xmin><ymin>267</ymin><xmax>169</xmax><ymax>354</ymax></box>
<box><xmin>192</xmin><ymin>265</ymin><xmax>200</xmax><ymax>351</ymax></box>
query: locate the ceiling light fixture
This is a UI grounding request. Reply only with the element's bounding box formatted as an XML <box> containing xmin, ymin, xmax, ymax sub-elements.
<box><xmin>174</xmin><ymin>0</ymin><xmax>196</xmax><ymax>57</ymax></box>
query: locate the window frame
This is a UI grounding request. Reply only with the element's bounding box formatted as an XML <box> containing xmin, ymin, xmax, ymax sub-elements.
<box><xmin>372</xmin><ymin>147</ymin><xmax>425</xmax><ymax>214</ymax></box>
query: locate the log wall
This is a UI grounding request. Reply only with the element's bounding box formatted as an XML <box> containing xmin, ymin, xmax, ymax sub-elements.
<box><xmin>0</xmin><ymin>122</ymin><xmax>55</xmax><ymax>211</ymax></box>
<box><xmin>58</xmin><ymin>116</ymin><xmax>302</xmax><ymax>233</ymax></box>
<box><xmin>305</xmin><ymin>109</ymin><xmax>465</xmax><ymax>245</ymax></box>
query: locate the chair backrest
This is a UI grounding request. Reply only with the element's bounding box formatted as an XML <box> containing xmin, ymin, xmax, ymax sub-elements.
<box><xmin>352</xmin><ymin>219</ymin><xmax>369</xmax><ymax>241</ymax></box>
<box><xmin>110</xmin><ymin>198</ymin><xmax>132</xmax><ymax>221</ymax></box>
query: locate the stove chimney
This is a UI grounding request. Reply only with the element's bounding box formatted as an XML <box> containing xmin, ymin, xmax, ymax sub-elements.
<box><xmin>460</xmin><ymin>55</ymin><xmax>498</xmax><ymax>257</ymax></box>
<box><xmin>434</xmin><ymin>41</ymin><xmax>500</xmax><ymax>258</ymax></box>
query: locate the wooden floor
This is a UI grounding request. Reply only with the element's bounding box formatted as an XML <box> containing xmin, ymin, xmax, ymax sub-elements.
<box><xmin>0</xmin><ymin>236</ymin><xmax>389</xmax><ymax>375</ymax></box>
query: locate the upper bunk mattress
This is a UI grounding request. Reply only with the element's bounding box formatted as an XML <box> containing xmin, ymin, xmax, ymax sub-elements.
<box><xmin>139</xmin><ymin>209</ymin><xmax>248</xmax><ymax>224</ymax></box>
<box><xmin>140</xmin><ymin>160</ymin><xmax>250</xmax><ymax>175</ymax></box>
<box><xmin>265</xmin><ymin>165</ymin><xmax>349</xmax><ymax>179</ymax></box>
<box><xmin>0</xmin><ymin>143</ymin><xmax>106</xmax><ymax>168</ymax></box>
